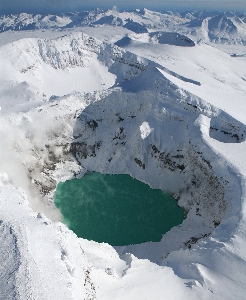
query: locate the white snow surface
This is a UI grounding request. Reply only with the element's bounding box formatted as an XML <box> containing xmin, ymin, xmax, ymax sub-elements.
<box><xmin>0</xmin><ymin>10</ymin><xmax>246</xmax><ymax>299</ymax></box>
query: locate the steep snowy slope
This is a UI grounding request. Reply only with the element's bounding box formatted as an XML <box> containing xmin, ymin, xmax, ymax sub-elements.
<box><xmin>1</xmin><ymin>13</ymin><xmax>246</xmax><ymax>300</ymax></box>
<box><xmin>118</xmin><ymin>37</ymin><xmax>246</xmax><ymax>124</ymax></box>
<box><xmin>0</xmin><ymin>31</ymin><xmax>148</xmax><ymax>113</ymax></box>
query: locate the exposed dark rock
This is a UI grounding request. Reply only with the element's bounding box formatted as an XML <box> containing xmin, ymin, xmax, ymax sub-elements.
<box><xmin>134</xmin><ymin>158</ymin><xmax>145</xmax><ymax>169</ymax></box>
<box><xmin>150</xmin><ymin>145</ymin><xmax>186</xmax><ymax>173</ymax></box>
<box><xmin>70</xmin><ymin>141</ymin><xmax>102</xmax><ymax>159</ymax></box>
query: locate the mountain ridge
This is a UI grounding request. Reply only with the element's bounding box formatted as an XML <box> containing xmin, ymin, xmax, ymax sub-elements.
<box><xmin>1</xmin><ymin>9</ymin><xmax>246</xmax><ymax>44</ymax></box>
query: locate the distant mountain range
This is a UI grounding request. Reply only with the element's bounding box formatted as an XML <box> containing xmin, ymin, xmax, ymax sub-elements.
<box><xmin>1</xmin><ymin>9</ymin><xmax>246</xmax><ymax>44</ymax></box>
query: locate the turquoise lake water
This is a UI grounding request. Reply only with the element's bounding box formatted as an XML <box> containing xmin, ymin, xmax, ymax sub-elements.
<box><xmin>54</xmin><ymin>172</ymin><xmax>184</xmax><ymax>246</ymax></box>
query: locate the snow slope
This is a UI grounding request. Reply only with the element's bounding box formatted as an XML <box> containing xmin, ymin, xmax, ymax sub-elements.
<box><xmin>118</xmin><ymin>37</ymin><xmax>246</xmax><ymax>124</ymax></box>
<box><xmin>1</xmin><ymin>10</ymin><xmax>246</xmax><ymax>300</ymax></box>
<box><xmin>0</xmin><ymin>185</ymin><xmax>95</xmax><ymax>300</ymax></box>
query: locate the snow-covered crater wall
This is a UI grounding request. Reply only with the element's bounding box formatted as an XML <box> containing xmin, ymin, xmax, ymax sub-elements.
<box><xmin>13</xmin><ymin>32</ymin><xmax>147</xmax><ymax>79</ymax></box>
<box><xmin>1</xmin><ymin>31</ymin><xmax>245</xmax><ymax>261</ymax></box>
<box><xmin>71</xmin><ymin>68</ymin><xmax>245</xmax><ymax>235</ymax></box>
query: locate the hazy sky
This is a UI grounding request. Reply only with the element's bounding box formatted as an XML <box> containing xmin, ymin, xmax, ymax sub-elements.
<box><xmin>0</xmin><ymin>0</ymin><xmax>245</xmax><ymax>14</ymax></box>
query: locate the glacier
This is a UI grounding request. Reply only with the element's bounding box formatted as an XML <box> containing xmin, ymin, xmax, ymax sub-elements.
<box><xmin>0</xmin><ymin>8</ymin><xmax>246</xmax><ymax>300</ymax></box>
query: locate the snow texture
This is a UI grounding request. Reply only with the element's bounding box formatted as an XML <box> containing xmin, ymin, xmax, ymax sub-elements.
<box><xmin>1</xmin><ymin>8</ymin><xmax>246</xmax><ymax>300</ymax></box>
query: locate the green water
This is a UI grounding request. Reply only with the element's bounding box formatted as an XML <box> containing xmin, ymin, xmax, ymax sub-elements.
<box><xmin>54</xmin><ymin>172</ymin><xmax>184</xmax><ymax>246</ymax></box>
